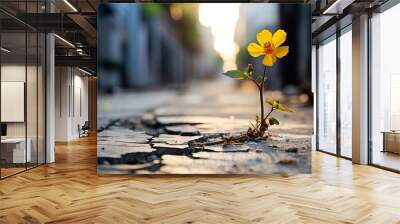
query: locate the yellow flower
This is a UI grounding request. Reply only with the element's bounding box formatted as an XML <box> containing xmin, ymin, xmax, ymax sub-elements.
<box><xmin>247</xmin><ymin>29</ymin><xmax>289</xmax><ymax>67</ymax></box>
<box><xmin>266</xmin><ymin>98</ymin><xmax>293</xmax><ymax>112</ymax></box>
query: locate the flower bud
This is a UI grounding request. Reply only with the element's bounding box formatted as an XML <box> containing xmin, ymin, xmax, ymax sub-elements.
<box><xmin>247</xmin><ymin>64</ymin><xmax>253</xmax><ymax>75</ymax></box>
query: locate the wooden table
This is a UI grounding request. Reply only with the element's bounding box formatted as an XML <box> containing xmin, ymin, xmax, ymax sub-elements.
<box><xmin>382</xmin><ymin>131</ymin><xmax>400</xmax><ymax>154</ymax></box>
<box><xmin>1</xmin><ymin>138</ymin><xmax>31</xmax><ymax>164</ymax></box>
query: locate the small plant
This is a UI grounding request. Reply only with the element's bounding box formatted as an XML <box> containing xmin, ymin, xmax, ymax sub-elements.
<box><xmin>223</xmin><ymin>29</ymin><xmax>293</xmax><ymax>138</ymax></box>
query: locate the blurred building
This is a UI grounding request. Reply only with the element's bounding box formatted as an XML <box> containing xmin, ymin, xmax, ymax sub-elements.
<box><xmin>98</xmin><ymin>3</ymin><xmax>220</xmax><ymax>92</ymax></box>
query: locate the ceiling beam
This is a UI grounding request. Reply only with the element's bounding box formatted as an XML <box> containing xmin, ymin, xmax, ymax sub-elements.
<box><xmin>67</xmin><ymin>13</ymin><xmax>97</xmax><ymax>41</ymax></box>
<box><xmin>55</xmin><ymin>55</ymin><xmax>96</xmax><ymax>70</ymax></box>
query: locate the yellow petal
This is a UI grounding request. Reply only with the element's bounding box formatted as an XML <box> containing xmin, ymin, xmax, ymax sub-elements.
<box><xmin>266</xmin><ymin>98</ymin><xmax>277</xmax><ymax>107</ymax></box>
<box><xmin>262</xmin><ymin>54</ymin><xmax>276</xmax><ymax>67</ymax></box>
<box><xmin>247</xmin><ymin>43</ymin><xmax>265</xmax><ymax>58</ymax></box>
<box><xmin>256</xmin><ymin>29</ymin><xmax>272</xmax><ymax>46</ymax></box>
<box><xmin>277</xmin><ymin>103</ymin><xmax>293</xmax><ymax>112</ymax></box>
<box><xmin>275</xmin><ymin>46</ymin><xmax>289</xmax><ymax>58</ymax></box>
<box><xmin>272</xmin><ymin>29</ymin><xmax>287</xmax><ymax>47</ymax></box>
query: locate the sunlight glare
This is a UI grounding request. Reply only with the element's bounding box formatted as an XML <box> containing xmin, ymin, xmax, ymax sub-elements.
<box><xmin>199</xmin><ymin>3</ymin><xmax>240</xmax><ymax>70</ymax></box>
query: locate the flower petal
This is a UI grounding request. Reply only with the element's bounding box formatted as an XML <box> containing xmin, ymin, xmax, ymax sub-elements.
<box><xmin>256</xmin><ymin>29</ymin><xmax>272</xmax><ymax>46</ymax></box>
<box><xmin>275</xmin><ymin>46</ymin><xmax>289</xmax><ymax>58</ymax></box>
<box><xmin>262</xmin><ymin>54</ymin><xmax>277</xmax><ymax>67</ymax></box>
<box><xmin>277</xmin><ymin>103</ymin><xmax>293</xmax><ymax>112</ymax></box>
<box><xmin>266</xmin><ymin>98</ymin><xmax>278</xmax><ymax>107</ymax></box>
<box><xmin>247</xmin><ymin>43</ymin><xmax>265</xmax><ymax>58</ymax></box>
<box><xmin>272</xmin><ymin>29</ymin><xmax>287</xmax><ymax>47</ymax></box>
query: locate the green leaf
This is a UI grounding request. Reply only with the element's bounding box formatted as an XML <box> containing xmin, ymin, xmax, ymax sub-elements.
<box><xmin>256</xmin><ymin>76</ymin><xmax>264</xmax><ymax>85</ymax></box>
<box><xmin>269</xmin><ymin>117</ymin><xmax>280</xmax><ymax>125</ymax></box>
<box><xmin>255</xmin><ymin>115</ymin><xmax>261</xmax><ymax>123</ymax></box>
<box><xmin>223</xmin><ymin>70</ymin><xmax>248</xmax><ymax>80</ymax></box>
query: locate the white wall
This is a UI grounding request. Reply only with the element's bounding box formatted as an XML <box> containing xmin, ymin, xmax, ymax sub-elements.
<box><xmin>55</xmin><ymin>67</ymin><xmax>89</xmax><ymax>141</ymax></box>
<box><xmin>1</xmin><ymin>65</ymin><xmax>38</xmax><ymax>137</ymax></box>
<box><xmin>55</xmin><ymin>66</ymin><xmax>69</xmax><ymax>141</ymax></box>
<box><xmin>1</xmin><ymin>65</ymin><xmax>26</xmax><ymax>141</ymax></box>
<box><xmin>1</xmin><ymin>63</ymin><xmax>46</xmax><ymax>164</ymax></box>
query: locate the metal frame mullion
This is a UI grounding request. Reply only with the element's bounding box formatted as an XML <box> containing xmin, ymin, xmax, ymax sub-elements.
<box><xmin>336</xmin><ymin>27</ymin><xmax>341</xmax><ymax>157</ymax></box>
<box><xmin>25</xmin><ymin>0</ymin><xmax>28</xmax><ymax>171</ymax></box>
<box><xmin>315</xmin><ymin>44</ymin><xmax>320</xmax><ymax>151</ymax></box>
<box><xmin>44</xmin><ymin>0</ymin><xmax>47</xmax><ymax>164</ymax></box>
<box><xmin>36</xmin><ymin>0</ymin><xmax>39</xmax><ymax>168</ymax></box>
<box><xmin>0</xmin><ymin>20</ymin><xmax>2</xmax><ymax>179</ymax></box>
<box><xmin>367</xmin><ymin>10</ymin><xmax>373</xmax><ymax>166</ymax></box>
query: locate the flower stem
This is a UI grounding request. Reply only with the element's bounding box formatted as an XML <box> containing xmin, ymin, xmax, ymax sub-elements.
<box><xmin>259</xmin><ymin>66</ymin><xmax>267</xmax><ymax>122</ymax></box>
<box><xmin>262</xmin><ymin>107</ymin><xmax>274</xmax><ymax>124</ymax></box>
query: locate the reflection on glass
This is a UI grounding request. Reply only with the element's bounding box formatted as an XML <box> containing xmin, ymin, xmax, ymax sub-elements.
<box><xmin>317</xmin><ymin>37</ymin><xmax>337</xmax><ymax>154</ymax></box>
<box><xmin>38</xmin><ymin>33</ymin><xmax>46</xmax><ymax>165</ymax></box>
<box><xmin>371</xmin><ymin>4</ymin><xmax>400</xmax><ymax>171</ymax></box>
<box><xmin>0</xmin><ymin>1</ymin><xmax>47</xmax><ymax>179</ymax></box>
<box><xmin>340</xmin><ymin>29</ymin><xmax>352</xmax><ymax>158</ymax></box>
<box><xmin>1</xmin><ymin>31</ymin><xmax>27</xmax><ymax>177</ymax></box>
<box><xmin>27</xmin><ymin>31</ymin><xmax>38</xmax><ymax>169</ymax></box>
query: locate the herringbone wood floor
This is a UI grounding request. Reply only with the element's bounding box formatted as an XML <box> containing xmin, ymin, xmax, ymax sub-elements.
<box><xmin>1</xmin><ymin>135</ymin><xmax>400</xmax><ymax>224</ymax></box>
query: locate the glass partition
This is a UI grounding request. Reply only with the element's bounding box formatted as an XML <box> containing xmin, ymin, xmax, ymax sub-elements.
<box><xmin>27</xmin><ymin>30</ymin><xmax>38</xmax><ymax>169</ymax></box>
<box><xmin>1</xmin><ymin>30</ymin><xmax>28</xmax><ymax>177</ymax></box>
<box><xmin>370</xmin><ymin>3</ymin><xmax>400</xmax><ymax>171</ymax></box>
<box><xmin>339</xmin><ymin>28</ymin><xmax>352</xmax><ymax>158</ymax></box>
<box><xmin>38</xmin><ymin>32</ymin><xmax>45</xmax><ymax>165</ymax></box>
<box><xmin>317</xmin><ymin>36</ymin><xmax>337</xmax><ymax>154</ymax></box>
<box><xmin>0</xmin><ymin>1</ymin><xmax>46</xmax><ymax>179</ymax></box>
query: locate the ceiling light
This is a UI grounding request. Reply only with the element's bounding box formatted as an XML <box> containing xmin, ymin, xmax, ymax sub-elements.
<box><xmin>63</xmin><ymin>0</ymin><xmax>78</xmax><ymax>12</ymax></box>
<box><xmin>323</xmin><ymin>0</ymin><xmax>341</xmax><ymax>14</ymax></box>
<box><xmin>54</xmin><ymin>34</ymin><xmax>75</xmax><ymax>48</ymax></box>
<box><xmin>322</xmin><ymin>0</ymin><xmax>354</xmax><ymax>15</ymax></box>
<box><xmin>78</xmin><ymin>67</ymin><xmax>92</xmax><ymax>76</ymax></box>
<box><xmin>1</xmin><ymin>47</ymin><xmax>11</xmax><ymax>53</ymax></box>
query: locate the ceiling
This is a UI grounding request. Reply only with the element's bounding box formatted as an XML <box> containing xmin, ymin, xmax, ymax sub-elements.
<box><xmin>0</xmin><ymin>0</ymin><xmax>390</xmax><ymax>74</ymax></box>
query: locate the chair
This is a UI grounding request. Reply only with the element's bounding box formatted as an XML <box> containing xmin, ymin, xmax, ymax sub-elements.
<box><xmin>79</xmin><ymin>121</ymin><xmax>90</xmax><ymax>138</ymax></box>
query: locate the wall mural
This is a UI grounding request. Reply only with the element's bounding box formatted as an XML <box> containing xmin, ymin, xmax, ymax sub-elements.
<box><xmin>97</xmin><ymin>3</ymin><xmax>312</xmax><ymax>175</ymax></box>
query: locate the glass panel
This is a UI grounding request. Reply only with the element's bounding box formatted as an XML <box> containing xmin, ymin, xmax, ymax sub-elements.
<box><xmin>317</xmin><ymin>37</ymin><xmax>337</xmax><ymax>154</ymax></box>
<box><xmin>0</xmin><ymin>1</ymin><xmax>46</xmax><ymax>178</ymax></box>
<box><xmin>1</xmin><ymin>30</ymin><xmax>27</xmax><ymax>177</ymax></box>
<box><xmin>38</xmin><ymin>32</ymin><xmax>45</xmax><ymax>165</ymax></box>
<box><xmin>27</xmin><ymin>30</ymin><xmax>38</xmax><ymax>169</ymax></box>
<box><xmin>26</xmin><ymin>0</ymin><xmax>42</xmax><ymax>169</ymax></box>
<box><xmin>371</xmin><ymin>4</ymin><xmax>400</xmax><ymax>171</ymax></box>
<box><xmin>339</xmin><ymin>29</ymin><xmax>352</xmax><ymax>158</ymax></box>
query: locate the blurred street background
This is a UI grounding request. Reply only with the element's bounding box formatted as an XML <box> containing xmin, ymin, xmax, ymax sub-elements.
<box><xmin>97</xmin><ymin>3</ymin><xmax>311</xmax><ymax>98</ymax></box>
<box><xmin>97</xmin><ymin>3</ymin><xmax>313</xmax><ymax>175</ymax></box>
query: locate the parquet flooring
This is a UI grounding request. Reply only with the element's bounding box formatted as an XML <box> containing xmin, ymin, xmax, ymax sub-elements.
<box><xmin>1</xmin><ymin>135</ymin><xmax>400</xmax><ymax>223</ymax></box>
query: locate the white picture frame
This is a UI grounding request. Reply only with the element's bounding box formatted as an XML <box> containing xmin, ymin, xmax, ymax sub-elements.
<box><xmin>1</xmin><ymin>81</ymin><xmax>25</xmax><ymax>122</ymax></box>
